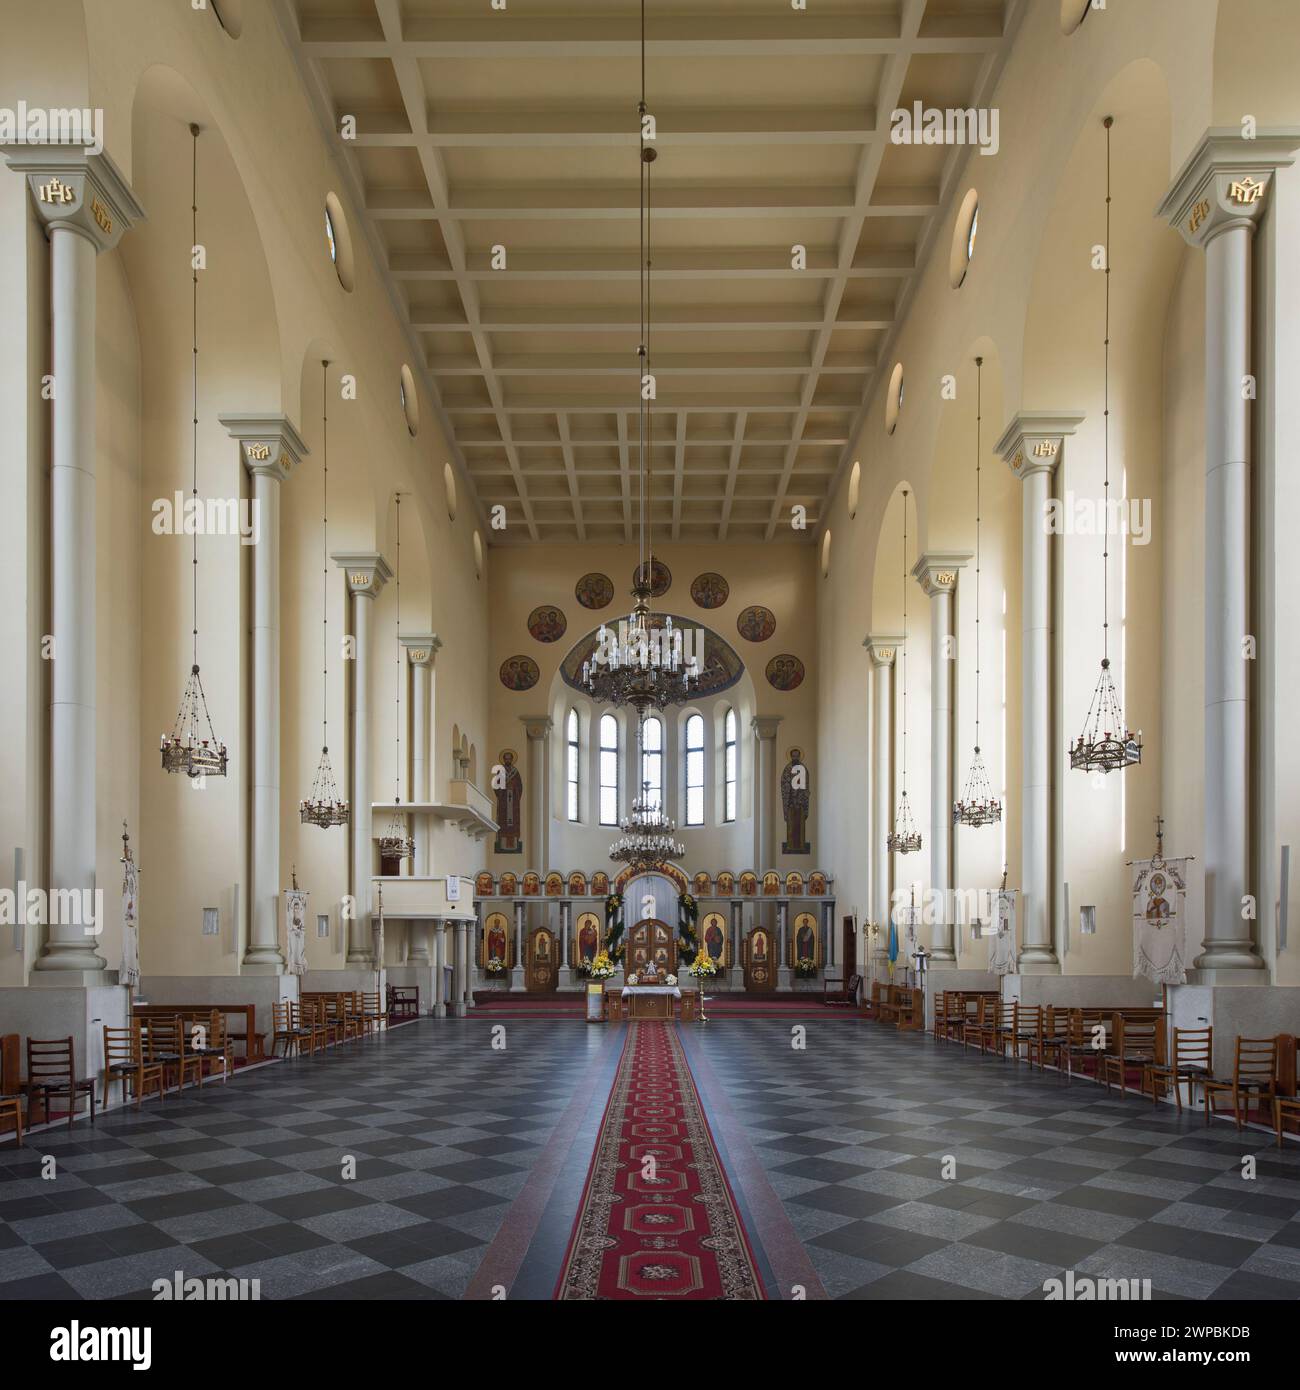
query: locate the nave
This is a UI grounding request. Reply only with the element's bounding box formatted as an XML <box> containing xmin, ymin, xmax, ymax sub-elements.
<box><xmin>4</xmin><ymin>1015</ymin><xmax>1298</xmax><ymax>1304</ymax></box>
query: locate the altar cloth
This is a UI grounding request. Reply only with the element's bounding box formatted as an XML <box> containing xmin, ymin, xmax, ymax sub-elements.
<box><xmin>620</xmin><ymin>986</ymin><xmax>682</xmax><ymax>998</ymax></box>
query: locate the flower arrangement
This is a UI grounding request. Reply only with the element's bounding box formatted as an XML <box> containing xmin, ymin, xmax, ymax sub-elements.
<box><xmin>794</xmin><ymin>958</ymin><xmax>818</xmax><ymax>979</ymax></box>
<box><xmin>665</xmin><ymin>974</ymin><xmax>678</xmax><ymax>986</ymax></box>
<box><xmin>626</xmin><ymin>973</ymin><xmax>639</xmax><ymax>986</ymax></box>
<box><xmin>485</xmin><ymin>956</ymin><xmax>506</xmax><ymax>976</ymax></box>
<box><xmin>687</xmin><ymin>947</ymin><xmax>718</xmax><ymax>978</ymax></box>
<box><xmin>589</xmin><ymin>950</ymin><xmax>616</xmax><ymax>982</ymax></box>
<box><xmin>573</xmin><ymin>958</ymin><xmax>592</xmax><ymax>979</ymax></box>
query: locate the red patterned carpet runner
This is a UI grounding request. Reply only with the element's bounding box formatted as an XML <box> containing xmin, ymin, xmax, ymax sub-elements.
<box><xmin>555</xmin><ymin>1021</ymin><xmax>764</xmax><ymax>1300</ymax></box>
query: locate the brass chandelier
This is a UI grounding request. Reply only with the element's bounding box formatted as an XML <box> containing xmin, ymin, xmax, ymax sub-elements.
<box><xmin>378</xmin><ymin>493</ymin><xmax>414</xmax><ymax>861</ymax></box>
<box><xmin>301</xmin><ymin>360</ymin><xmax>348</xmax><ymax>827</ymax></box>
<box><xmin>888</xmin><ymin>489</ymin><xmax>922</xmax><ymax>854</ymax></box>
<box><xmin>162</xmin><ymin>124</ymin><xmax>227</xmax><ymax>781</ymax></box>
<box><xmin>1070</xmin><ymin>116</ymin><xmax>1142</xmax><ymax>775</ymax></box>
<box><xmin>609</xmin><ymin>714</ymin><xmax>685</xmax><ymax>875</ymax></box>
<box><xmin>954</xmin><ymin>357</ymin><xmax>1001</xmax><ymax>827</ymax></box>
<box><xmin>583</xmin><ymin>0</ymin><xmax>699</xmax><ymax>717</ymax></box>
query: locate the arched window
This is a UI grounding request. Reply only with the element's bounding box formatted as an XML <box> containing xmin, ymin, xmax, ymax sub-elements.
<box><xmin>684</xmin><ymin>714</ymin><xmax>704</xmax><ymax>826</ymax></box>
<box><xmin>599</xmin><ymin>714</ymin><xmax>619</xmax><ymax>826</ymax></box>
<box><xmin>723</xmin><ymin>707</ymin><xmax>738</xmax><ymax>822</ymax></box>
<box><xmin>641</xmin><ymin>715</ymin><xmax>663</xmax><ymax>807</ymax></box>
<box><xmin>566</xmin><ymin>708</ymin><xmax>580</xmax><ymax>821</ymax></box>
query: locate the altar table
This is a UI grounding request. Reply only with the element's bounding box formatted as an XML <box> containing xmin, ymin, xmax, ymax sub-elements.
<box><xmin>620</xmin><ymin>985</ymin><xmax>682</xmax><ymax>1020</ymax></box>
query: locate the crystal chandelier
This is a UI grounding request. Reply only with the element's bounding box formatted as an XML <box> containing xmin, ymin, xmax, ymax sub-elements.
<box><xmin>378</xmin><ymin>493</ymin><xmax>414</xmax><ymax>861</ymax></box>
<box><xmin>583</xmin><ymin>0</ymin><xmax>699</xmax><ymax>715</ymax></box>
<box><xmin>888</xmin><ymin>489</ymin><xmax>922</xmax><ymax>854</ymax></box>
<box><xmin>1070</xmin><ymin>115</ymin><xmax>1142</xmax><ymax>775</ymax></box>
<box><xmin>955</xmin><ymin>356</ymin><xmax>1001</xmax><ymax>827</ymax></box>
<box><xmin>302</xmin><ymin>361</ymin><xmax>348</xmax><ymax>827</ymax></box>
<box><xmin>609</xmin><ymin>713</ymin><xmax>685</xmax><ymax>874</ymax></box>
<box><xmin>162</xmin><ymin>124</ymin><xmax>227</xmax><ymax>781</ymax></box>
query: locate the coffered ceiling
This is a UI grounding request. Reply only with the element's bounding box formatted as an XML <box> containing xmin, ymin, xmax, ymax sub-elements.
<box><xmin>277</xmin><ymin>0</ymin><xmax>1022</xmax><ymax>545</ymax></box>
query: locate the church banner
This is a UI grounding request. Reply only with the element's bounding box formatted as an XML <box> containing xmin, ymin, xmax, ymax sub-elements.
<box><xmin>1131</xmin><ymin>857</ymin><xmax>1190</xmax><ymax>986</ymax></box>
<box><xmin>988</xmin><ymin>889</ymin><xmax>1018</xmax><ymax>976</ymax></box>
<box><xmin>120</xmin><ymin>837</ymin><xmax>141</xmax><ymax>993</ymax></box>
<box><xmin>283</xmin><ymin>888</ymin><xmax>309</xmax><ymax>977</ymax></box>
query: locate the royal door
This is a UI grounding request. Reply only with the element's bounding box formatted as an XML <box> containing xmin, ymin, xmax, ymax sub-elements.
<box><xmin>744</xmin><ymin>926</ymin><xmax>776</xmax><ymax>992</ymax></box>
<box><xmin>627</xmin><ymin>918</ymin><xmax>675</xmax><ymax>978</ymax></box>
<box><xmin>525</xmin><ymin>927</ymin><xmax>558</xmax><ymax>993</ymax></box>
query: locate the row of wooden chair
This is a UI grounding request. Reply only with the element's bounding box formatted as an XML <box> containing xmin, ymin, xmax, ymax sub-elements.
<box><xmin>932</xmin><ymin>993</ymin><xmax>1299</xmax><ymax>1145</ymax></box>
<box><xmin>274</xmin><ymin>993</ymin><xmax>388</xmax><ymax>1058</ymax></box>
<box><xmin>103</xmin><ymin>1012</ymin><xmax>233</xmax><ymax>1110</ymax></box>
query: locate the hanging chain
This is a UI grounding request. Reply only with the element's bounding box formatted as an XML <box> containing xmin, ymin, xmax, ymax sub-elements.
<box><xmin>900</xmin><ymin>489</ymin><xmax>909</xmax><ymax>796</ymax></box>
<box><xmin>974</xmin><ymin>357</ymin><xmax>983</xmax><ymax>750</ymax></box>
<box><xmin>394</xmin><ymin>493</ymin><xmax>402</xmax><ymax>803</ymax></box>
<box><xmin>1102</xmin><ymin>115</ymin><xmax>1112</xmax><ymax>664</ymax></box>
<box><xmin>321</xmin><ymin>360</ymin><xmax>330</xmax><ymax>747</ymax></box>
<box><xmin>190</xmin><ymin>124</ymin><xmax>199</xmax><ymax>670</ymax></box>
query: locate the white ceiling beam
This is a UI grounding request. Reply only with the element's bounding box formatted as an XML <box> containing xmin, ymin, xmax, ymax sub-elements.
<box><xmin>617</xmin><ymin>411</ymin><xmax>632</xmax><ymax>543</ymax></box>
<box><xmin>392</xmin><ymin>248</ymin><xmax>913</xmax><ymax>281</ymax></box>
<box><xmin>427</xmin><ymin>352</ymin><xmax>874</xmax><ymax>377</ymax></box>
<box><xmin>671</xmin><ymin>412</ymin><xmax>687</xmax><ymax>542</ymax></box>
<box><xmin>718</xmin><ymin>412</ymin><xmax>749</xmax><ymax>543</ymax></box>
<box><xmin>415</xmin><ymin>305</ymin><xmax>895</xmax><ymax>333</ymax></box>
<box><xmin>556</xmin><ymin>412</ymin><xmax>586</xmax><ymax>543</ymax></box>
<box><xmin>346</xmin><ymin>105</ymin><xmax>876</xmax><ymax>148</ymax></box>
<box><xmin>369</xmin><ymin>184</ymin><xmax>939</xmax><ymax>220</ymax></box>
<box><xmin>442</xmin><ymin>396</ymin><xmax>860</xmax><ymax>415</ymax></box>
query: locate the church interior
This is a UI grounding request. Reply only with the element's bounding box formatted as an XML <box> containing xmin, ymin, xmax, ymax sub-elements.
<box><xmin>2</xmin><ymin>0</ymin><xmax>1300</xmax><ymax>1328</ymax></box>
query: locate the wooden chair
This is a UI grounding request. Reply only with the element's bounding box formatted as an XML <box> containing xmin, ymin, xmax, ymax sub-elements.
<box><xmin>291</xmin><ymin>1000</ymin><xmax>327</xmax><ymax>1056</ymax></box>
<box><xmin>137</xmin><ymin>1015</ymin><xmax>184</xmax><ymax>1094</ymax></box>
<box><xmin>1101</xmin><ymin>1014</ymin><xmax>1161</xmax><ymax>1096</ymax></box>
<box><xmin>980</xmin><ymin>1001</ymin><xmax>1017</xmax><ymax>1056</ymax></box>
<box><xmin>25</xmin><ymin>1037</ymin><xmax>96</xmax><ymax>1130</ymax></box>
<box><xmin>962</xmin><ymin>995</ymin><xmax>1001</xmax><ymax>1053</ymax></box>
<box><xmin>1143</xmin><ymin>1026</ymin><xmax>1212</xmax><ymax>1111</ymax></box>
<box><xmin>0</xmin><ymin>1094</ymin><xmax>23</xmax><ymax>1146</ymax></box>
<box><xmin>1274</xmin><ymin>1096</ymin><xmax>1300</xmax><ymax>1148</ymax></box>
<box><xmin>183</xmin><ymin>1009</ymin><xmax>233</xmax><ymax>1084</ymax></box>
<box><xmin>164</xmin><ymin>1016</ymin><xmax>205</xmax><ymax>1092</ymax></box>
<box><xmin>1061</xmin><ymin>1010</ymin><xmax>1110</xmax><ymax>1083</ymax></box>
<box><xmin>271</xmin><ymin>1000</ymin><xmax>314</xmax><ymax>1059</ymax></box>
<box><xmin>1204</xmin><ymin>1036</ymin><xmax>1279</xmax><ymax>1130</ymax></box>
<box><xmin>1004</xmin><ymin>1003</ymin><xmax>1044</xmax><ymax>1063</ymax></box>
<box><xmin>823</xmin><ymin>973</ymin><xmax>861</xmax><ymax>1007</ymax></box>
<box><xmin>102</xmin><ymin>1023</ymin><xmax>166</xmax><ymax>1109</ymax></box>
<box><xmin>359</xmin><ymin>992</ymin><xmax>387</xmax><ymax>1036</ymax></box>
<box><xmin>1026</xmin><ymin>1006</ymin><xmax>1071</xmax><ymax>1071</ymax></box>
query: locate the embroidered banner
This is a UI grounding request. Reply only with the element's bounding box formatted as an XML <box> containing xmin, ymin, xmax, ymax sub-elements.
<box><xmin>284</xmin><ymin>888</ymin><xmax>309</xmax><ymax>977</ymax></box>
<box><xmin>989</xmin><ymin>889</ymin><xmax>1018</xmax><ymax>976</ymax></box>
<box><xmin>1131</xmin><ymin>857</ymin><xmax>1190</xmax><ymax>986</ymax></box>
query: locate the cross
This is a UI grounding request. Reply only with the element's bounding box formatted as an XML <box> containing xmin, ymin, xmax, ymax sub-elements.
<box><xmin>1154</xmin><ymin>815</ymin><xmax>1165</xmax><ymax>856</ymax></box>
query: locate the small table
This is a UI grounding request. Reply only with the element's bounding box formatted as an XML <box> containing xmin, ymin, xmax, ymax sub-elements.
<box><xmin>621</xmin><ymin>985</ymin><xmax>682</xmax><ymax>1020</ymax></box>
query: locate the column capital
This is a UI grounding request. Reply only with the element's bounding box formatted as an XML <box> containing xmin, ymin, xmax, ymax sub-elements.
<box><xmin>332</xmin><ymin>551</ymin><xmax>392</xmax><ymax>598</ymax></box>
<box><xmin>220</xmin><ymin>413</ymin><xmax>309</xmax><ymax>481</ymax></box>
<box><xmin>994</xmin><ymin>411</ymin><xmax>1084</xmax><ymax>479</ymax></box>
<box><xmin>1156</xmin><ymin>127</ymin><xmax>1300</xmax><ymax>248</ymax></box>
<box><xmin>911</xmin><ymin>552</ymin><xmax>971</xmax><ymax>598</ymax></box>
<box><xmin>400</xmin><ymin>634</ymin><xmax>442</xmax><ymax>665</ymax></box>
<box><xmin>751</xmin><ymin>715</ymin><xmax>782</xmax><ymax>740</ymax></box>
<box><xmin>863</xmin><ymin>633</ymin><xmax>905</xmax><ymax>666</ymax></box>
<box><xmin>4</xmin><ymin>146</ymin><xmax>145</xmax><ymax>252</ymax></box>
<box><xmin>521</xmin><ymin>715</ymin><xmax>553</xmax><ymax>740</ymax></box>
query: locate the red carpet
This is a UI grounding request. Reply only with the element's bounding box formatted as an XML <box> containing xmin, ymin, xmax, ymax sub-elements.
<box><xmin>555</xmin><ymin>1020</ymin><xmax>764</xmax><ymax>1300</ymax></box>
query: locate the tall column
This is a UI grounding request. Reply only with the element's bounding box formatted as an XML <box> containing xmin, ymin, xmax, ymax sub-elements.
<box><xmin>333</xmin><ymin>553</ymin><xmax>392</xmax><ymax>962</ymax></box>
<box><xmin>6</xmin><ymin>150</ymin><xmax>144</xmax><ymax>979</ymax></box>
<box><xmin>864</xmin><ymin>636</ymin><xmax>903</xmax><ymax>966</ymax></box>
<box><xmin>995</xmin><ymin>414</ymin><xmax>1083</xmax><ymax>973</ymax></box>
<box><xmin>1159</xmin><ymin>138</ymin><xmax>1296</xmax><ymax>978</ymax></box>
<box><xmin>222</xmin><ymin>417</ymin><xmax>308</xmax><ymax>973</ymax></box>
<box><xmin>751</xmin><ymin>716</ymin><xmax>782</xmax><ymax>868</ymax></box>
<box><xmin>521</xmin><ymin>716</ymin><xmax>552</xmax><ymax>872</ymax></box>
<box><xmin>912</xmin><ymin>555</ymin><xmax>970</xmax><ymax>961</ymax></box>
<box><xmin>453</xmin><ymin>918</ymin><xmax>468</xmax><ymax>1017</ymax></box>
<box><xmin>400</xmin><ymin>634</ymin><xmax>441</xmax><ymax>875</ymax></box>
<box><xmin>432</xmin><ymin>918</ymin><xmax>447</xmax><ymax>1017</ymax></box>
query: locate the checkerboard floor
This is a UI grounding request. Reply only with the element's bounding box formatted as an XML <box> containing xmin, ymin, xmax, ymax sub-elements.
<box><xmin>0</xmin><ymin>1020</ymin><xmax>605</xmax><ymax>1300</ymax></box>
<box><xmin>689</xmin><ymin>1020</ymin><xmax>1300</xmax><ymax>1300</ymax></box>
<box><xmin>2</xmin><ymin>1017</ymin><xmax>1297</xmax><ymax>1300</ymax></box>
